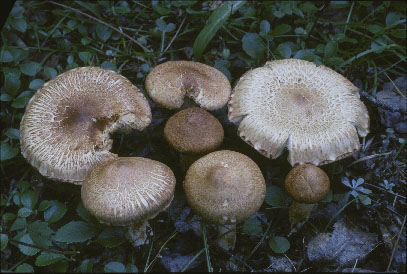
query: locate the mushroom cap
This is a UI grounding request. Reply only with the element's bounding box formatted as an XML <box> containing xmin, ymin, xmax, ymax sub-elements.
<box><xmin>20</xmin><ymin>67</ymin><xmax>152</xmax><ymax>184</ymax></box>
<box><xmin>145</xmin><ymin>61</ymin><xmax>231</xmax><ymax>110</ymax></box>
<box><xmin>164</xmin><ymin>107</ymin><xmax>224</xmax><ymax>154</ymax></box>
<box><xmin>285</xmin><ymin>164</ymin><xmax>330</xmax><ymax>204</ymax></box>
<box><xmin>183</xmin><ymin>150</ymin><xmax>266</xmax><ymax>225</ymax></box>
<box><xmin>81</xmin><ymin>157</ymin><xmax>176</xmax><ymax>226</ymax></box>
<box><xmin>228</xmin><ymin>59</ymin><xmax>370</xmax><ymax>166</ymax></box>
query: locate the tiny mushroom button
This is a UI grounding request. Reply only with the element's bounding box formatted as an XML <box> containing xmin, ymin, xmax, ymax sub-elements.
<box><xmin>19</xmin><ymin>67</ymin><xmax>152</xmax><ymax>184</ymax></box>
<box><xmin>81</xmin><ymin>157</ymin><xmax>176</xmax><ymax>247</ymax></box>
<box><xmin>145</xmin><ymin>61</ymin><xmax>231</xmax><ymax>110</ymax></box>
<box><xmin>228</xmin><ymin>59</ymin><xmax>370</xmax><ymax>166</ymax></box>
<box><xmin>183</xmin><ymin>150</ymin><xmax>266</xmax><ymax>250</ymax></box>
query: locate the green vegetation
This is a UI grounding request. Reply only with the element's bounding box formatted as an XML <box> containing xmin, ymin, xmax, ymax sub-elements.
<box><xmin>1</xmin><ymin>1</ymin><xmax>406</xmax><ymax>272</ymax></box>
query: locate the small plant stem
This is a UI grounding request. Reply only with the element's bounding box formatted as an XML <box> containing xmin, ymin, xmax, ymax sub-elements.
<box><xmin>181</xmin><ymin>248</ymin><xmax>205</xmax><ymax>272</ymax></box>
<box><xmin>339</xmin><ymin>44</ymin><xmax>398</xmax><ymax>69</ymax></box>
<box><xmin>343</xmin><ymin>1</ymin><xmax>354</xmax><ymax>35</ymax></box>
<box><xmin>9</xmin><ymin>239</ymin><xmax>78</xmax><ymax>255</ymax></box>
<box><xmin>143</xmin><ymin>236</ymin><xmax>154</xmax><ymax>272</ymax></box>
<box><xmin>347</xmin><ymin>151</ymin><xmax>393</xmax><ymax>167</ymax></box>
<box><xmin>201</xmin><ymin>222</ymin><xmax>213</xmax><ymax>272</ymax></box>
<box><xmin>245</xmin><ymin>219</ymin><xmax>272</xmax><ymax>261</ymax></box>
<box><xmin>386</xmin><ymin>214</ymin><xmax>406</xmax><ymax>272</ymax></box>
<box><xmin>161</xmin><ymin>17</ymin><xmax>186</xmax><ymax>56</ymax></box>
<box><xmin>393</xmin><ymin>140</ymin><xmax>406</xmax><ymax>160</ymax></box>
<box><xmin>324</xmin><ymin>199</ymin><xmax>356</xmax><ymax>232</ymax></box>
<box><xmin>48</xmin><ymin>1</ymin><xmax>150</xmax><ymax>56</ymax></box>
<box><xmin>144</xmin><ymin>229</ymin><xmax>178</xmax><ymax>272</ymax></box>
<box><xmin>6</xmin><ymin>256</ymin><xmax>30</xmax><ymax>272</ymax></box>
<box><xmin>363</xmin><ymin>182</ymin><xmax>406</xmax><ymax>199</ymax></box>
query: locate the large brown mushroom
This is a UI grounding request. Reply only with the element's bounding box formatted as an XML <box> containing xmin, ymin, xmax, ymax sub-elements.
<box><xmin>164</xmin><ymin>107</ymin><xmax>224</xmax><ymax>170</ymax></box>
<box><xmin>81</xmin><ymin>157</ymin><xmax>176</xmax><ymax>246</ymax></box>
<box><xmin>145</xmin><ymin>61</ymin><xmax>231</xmax><ymax>110</ymax></box>
<box><xmin>183</xmin><ymin>150</ymin><xmax>266</xmax><ymax>250</ymax></box>
<box><xmin>285</xmin><ymin>164</ymin><xmax>330</xmax><ymax>233</ymax></box>
<box><xmin>20</xmin><ymin>67</ymin><xmax>152</xmax><ymax>184</ymax></box>
<box><xmin>228</xmin><ymin>59</ymin><xmax>370</xmax><ymax>166</ymax></box>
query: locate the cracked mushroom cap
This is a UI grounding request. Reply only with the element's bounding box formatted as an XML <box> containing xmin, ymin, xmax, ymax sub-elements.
<box><xmin>164</xmin><ymin>107</ymin><xmax>224</xmax><ymax>154</ymax></box>
<box><xmin>145</xmin><ymin>61</ymin><xmax>231</xmax><ymax>110</ymax></box>
<box><xmin>20</xmin><ymin>67</ymin><xmax>152</xmax><ymax>184</ymax></box>
<box><xmin>285</xmin><ymin>164</ymin><xmax>330</xmax><ymax>203</ymax></box>
<box><xmin>228</xmin><ymin>59</ymin><xmax>370</xmax><ymax>166</ymax></box>
<box><xmin>81</xmin><ymin>157</ymin><xmax>176</xmax><ymax>226</ymax></box>
<box><xmin>183</xmin><ymin>150</ymin><xmax>266</xmax><ymax>225</ymax></box>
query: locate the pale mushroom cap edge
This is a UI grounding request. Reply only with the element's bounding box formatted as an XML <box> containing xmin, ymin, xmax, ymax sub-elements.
<box><xmin>20</xmin><ymin>67</ymin><xmax>152</xmax><ymax>184</ymax></box>
<box><xmin>81</xmin><ymin>157</ymin><xmax>176</xmax><ymax>226</ymax></box>
<box><xmin>145</xmin><ymin>61</ymin><xmax>231</xmax><ymax>110</ymax></box>
<box><xmin>228</xmin><ymin>59</ymin><xmax>370</xmax><ymax>166</ymax></box>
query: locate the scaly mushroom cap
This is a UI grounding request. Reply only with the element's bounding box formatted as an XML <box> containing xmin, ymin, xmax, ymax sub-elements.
<box><xmin>145</xmin><ymin>61</ymin><xmax>231</xmax><ymax>110</ymax></box>
<box><xmin>285</xmin><ymin>164</ymin><xmax>330</xmax><ymax>204</ymax></box>
<box><xmin>164</xmin><ymin>107</ymin><xmax>224</xmax><ymax>154</ymax></box>
<box><xmin>20</xmin><ymin>67</ymin><xmax>152</xmax><ymax>184</ymax></box>
<box><xmin>228</xmin><ymin>59</ymin><xmax>370</xmax><ymax>166</ymax></box>
<box><xmin>81</xmin><ymin>157</ymin><xmax>176</xmax><ymax>226</ymax></box>
<box><xmin>184</xmin><ymin>150</ymin><xmax>266</xmax><ymax>225</ymax></box>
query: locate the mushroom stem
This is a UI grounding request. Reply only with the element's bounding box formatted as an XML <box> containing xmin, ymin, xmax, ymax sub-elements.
<box><xmin>288</xmin><ymin>201</ymin><xmax>315</xmax><ymax>233</ymax></box>
<box><xmin>217</xmin><ymin>224</ymin><xmax>236</xmax><ymax>251</ymax></box>
<box><xmin>126</xmin><ymin>220</ymin><xmax>151</xmax><ymax>247</ymax></box>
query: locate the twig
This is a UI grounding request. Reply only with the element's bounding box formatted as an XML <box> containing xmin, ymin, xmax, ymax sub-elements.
<box><xmin>9</xmin><ymin>239</ymin><xmax>79</xmax><ymax>255</ymax></box>
<box><xmin>161</xmin><ymin>17</ymin><xmax>186</xmax><ymax>56</ymax></box>
<box><xmin>386</xmin><ymin>214</ymin><xmax>406</xmax><ymax>272</ymax></box>
<box><xmin>219</xmin><ymin>246</ymin><xmax>255</xmax><ymax>272</ymax></box>
<box><xmin>363</xmin><ymin>182</ymin><xmax>406</xmax><ymax>199</ymax></box>
<box><xmin>48</xmin><ymin>1</ymin><xmax>149</xmax><ymax>60</ymax></box>
<box><xmin>347</xmin><ymin>151</ymin><xmax>392</xmax><ymax>167</ymax></box>
<box><xmin>383</xmin><ymin>71</ymin><xmax>406</xmax><ymax>99</ymax></box>
<box><xmin>359</xmin><ymin>90</ymin><xmax>407</xmax><ymax>114</ymax></box>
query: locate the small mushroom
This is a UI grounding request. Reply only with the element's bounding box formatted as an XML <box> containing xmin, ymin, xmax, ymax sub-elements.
<box><xmin>20</xmin><ymin>67</ymin><xmax>152</xmax><ymax>184</ymax></box>
<box><xmin>284</xmin><ymin>164</ymin><xmax>330</xmax><ymax>233</ymax></box>
<box><xmin>164</xmin><ymin>107</ymin><xmax>224</xmax><ymax>170</ymax></box>
<box><xmin>183</xmin><ymin>150</ymin><xmax>266</xmax><ymax>250</ymax></box>
<box><xmin>228</xmin><ymin>59</ymin><xmax>370</xmax><ymax>166</ymax></box>
<box><xmin>81</xmin><ymin>157</ymin><xmax>176</xmax><ymax>247</ymax></box>
<box><xmin>145</xmin><ymin>61</ymin><xmax>231</xmax><ymax>110</ymax></box>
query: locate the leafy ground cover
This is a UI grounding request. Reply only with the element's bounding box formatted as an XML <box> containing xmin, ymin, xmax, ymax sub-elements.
<box><xmin>1</xmin><ymin>1</ymin><xmax>406</xmax><ymax>272</ymax></box>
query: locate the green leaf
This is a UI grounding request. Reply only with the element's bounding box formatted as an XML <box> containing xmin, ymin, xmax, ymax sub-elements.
<box><xmin>193</xmin><ymin>1</ymin><xmax>246</xmax><ymax>60</ymax></box>
<box><xmin>96</xmin><ymin>24</ymin><xmax>112</xmax><ymax>42</ymax></box>
<box><xmin>5</xmin><ymin>73</ymin><xmax>20</xmax><ymax>96</ymax></box>
<box><xmin>156</xmin><ymin>18</ymin><xmax>167</xmax><ymax>32</ymax></box>
<box><xmin>18</xmin><ymin>207</ymin><xmax>32</xmax><ymax>218</ymax></box>
<box><xmin>242</xmin><ymin>216</ymin><xmax>263</xmax><ymax>236</ymax></box>
<box><xmin>126</xmin><ymin>263</ymin><xmax>138</xmax><ymax>273</ymax></box>
<box><xmin>81</xmin><ymin>37</ymin><xmax>92</xmax><ymax>46</ymax></box>
<box><xmin>44</xmin><ymin>66</ymin><xmax>57</xmax><ymax>79</ymax></box>
<box><xmin>29</xmin><ymin>79</ymin><xmax>44</xmax><ymax>90</ymax></box>
<box><xmin>358</xmin><ymin>194</ymin><xmax>371</xmax><ymax>205</ymax></box>
<box><xmin>18</xmin><ymin>234</ymin><xmax>40</xmax><ymax>256</ymax></box>
<box><xmin>76</xmin><ymin>200</ymin><xmax>94</xmax><ymax>223</ymax></box>
<box><xmin>104</xmin><ymin>262</ymin><xmax>126</xmax><ymax>273</ymax></box>
<box><xmin>20</xmin><ymin>62</ymin><xmax>42</xmax><ymax>76</ymax></box>
<box><xmin>75</xmin><ymin>1</ymin><xmax>101</xmax><ymax>18</ymax></box>
<box><xmin>2</xmin><ymin>212</ymin><xmax>16</xmax><ymax>222</ymax></box>
<box><xmin>21</xmin><ymin>191</ymin><xmax>38</xmax><ymax>210</ymax></box>
<box><xmin>1</xmin><ymin>234</ymin><xmax>8</xmax><ymax>251</ymax></box>
<box><xmin>15</xmin><ymin>263</ymin><xmax>34</xmax><ymax>273</ymax></box>
<box><xmin>0</xmin><ymin>143</ymin><xmax>19</xmax><ymax>161</ymax></box>
<box><xmin>38</xmin><ymin>200</ymin><xmax>51</xmax><ymax>211</ymax></box>
<box><xmin>390</xmin><ymin>29</ymin><xmax>406</xmax><ymax>38</ymax></box>
<box><xmin>1</xmin><ymin>50</ymin><xmax>13</xmax><ymax>62</ymax></box>
<box><xmin>10</xmin><ymin>48</ymin><xmax>29</xmax><ymax>62</ymax></box>
<box><xmin>101</xmin><ymin>61</ymin><xmax>117</xmax><ymax>71</ymax></box>
<box><xmin>44</xmin><ymin>200</ymin><xmax>67</xmax><ymax>224</ymax></box>
<box><xmin>79</xmin><ymin>259</ymin><xmax>94</xmax><ymax>273</ymax></box>
<box><xmin>242</xmin><ymin>32</ymin><xmax>266</xmax><ymax>61</ymax></box>
<box><xmin>10</xmin><ymin>18</ymin><xmax>27</xmax><ymax>32</ymax></box>
<box><xmin>35</xmin><ymin>251</ymin><xmax>65</xmax><ymax>266</ymax></box>
<box><xmin>367</xmin><ymin>24</ymin><xmax>382</xmax><ymax>34</ymax></box>
<box><xmin>259</xmin><ymin>20</ymin><xmax>270</xmax><ymax>35</ymax></box>
<box><xmin>264</xmin><ymin>185</ymin><xmax>286</xmax><ymax>208</ymax></box>
<box><xmin>276</xmin><ymin>43</ymin><xmax>292</xmax><ymax>58</ymax></box>
<box><xmin>96</xmin><ymin>227</ymin><xmax>125</xmax><ymax>248</ymax></box>
<box><xmin>28</xmin><ymin>221</ymin><xmax>53</xmax><ymax>248</ymax></box>
<box><xmin>269</xmin><ymin>236</ymin><xmax>290</xmax><ymax>253</ymax></box>
<box><xmin>272</xmin><ymin>24</ymin><xmax>291</xmax><ymax>35</ymax></box>
<box><xmin>293</xmin><ymin>49</ymin><xmax>315</xmax><ymax>61</ymax></box>
<box><xmin>386</xmin><ymin>12</ymin><xmax>401</xmax><ymax>26</ymax></box>
<box><xmin>54</xmin><ymin>221</ymin><xmax>98</xmax><ymax>243</ymax></box>
<box><xmin>78</xmin><ymin>52</ymin><xmax>92</xmax><ymax>64</ymax></box>
<box><xmin>12</xmin><ymin>95</ymin><xmax>32</xmax><ymax>109</ymax></box>
<box><xmin>10</xmin><ymin>217</ymin><xmax>27</xmax><ymax>231</ymax></box>
<box><xmin>324</xmin><ymin>41</ymin><xmax>338</xmax><ymax>59</ymax></box>
<box><xmin>5</xmin><ymin>128</ymin><xmax>19</xmax><ymax>139</ymax></box>
<box><xmin>294</xmin><ymin>27</ymin><xmax>306</xmax><ymax>35</ymax></box>
<box><xmin>0</xmin><ymin>93</ymin><xmax>13</xmax><ymax>102</ymax></box>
